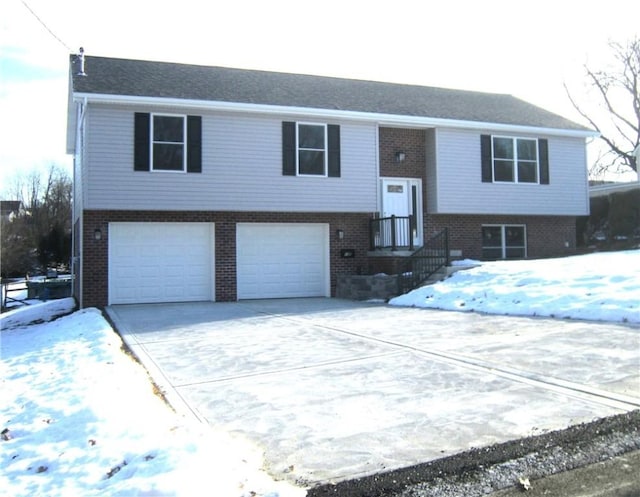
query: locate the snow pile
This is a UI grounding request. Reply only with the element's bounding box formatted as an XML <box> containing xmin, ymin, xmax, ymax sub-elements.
<box><xmin>391</xmin><ymin>250</ymin><xmax>640</xmax><ymax>323</ymax></box>
<box><xmin>1</xmin><ymin>297</ymin><xmax>76</xmax><ymax>330</ymax></box>
<box><xmin>0</xmin><ymin>301</ymin><xmax>304</xmax><ymax>497</ymax></box>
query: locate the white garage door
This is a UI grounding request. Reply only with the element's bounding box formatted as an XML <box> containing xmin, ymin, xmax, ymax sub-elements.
<box><xmin>109</xmin><ymin>222</ymin><xmax>214</xmax><ymax>304</ymax></box>
<box><xmin>237</xmin><ymin>223</ymin><xmax>329</xmax><ymax>299</ymax></box>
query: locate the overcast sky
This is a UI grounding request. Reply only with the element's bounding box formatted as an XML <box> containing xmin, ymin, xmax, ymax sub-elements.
<box><xmin>1</xmin><ymin>0</ymin><xmax>639</xmax><ymax>193</ymax></box>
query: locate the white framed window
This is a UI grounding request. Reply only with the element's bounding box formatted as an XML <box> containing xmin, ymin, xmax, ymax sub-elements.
<box><xmin>482</xmin><ymin>225</ymin><xmax>527</xmax><ymax>259</ymax></box>
<box><xmin>492</xmin><ymin>136</ymin><xmax>538</xmax><ymax>184</ymax></box>
<box><xmin>151</xmin><ymin>113</ymin><xmax>187</xmax><ymax>172</ymax></box>
<box><xmin>297</xmin><ymin>123</ymin><xmax>327</xmax><ymax>176</ymax></box>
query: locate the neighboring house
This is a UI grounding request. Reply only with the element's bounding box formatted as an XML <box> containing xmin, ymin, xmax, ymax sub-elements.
<box><xmin>66</xmin><ymin>53</ymin><xmax>596</xmax><ymax>308</ymax></box>
<box><xmin>583</xmin><ymin>181</ymin><xmax>640</xmax><ymax>243</ymax></box>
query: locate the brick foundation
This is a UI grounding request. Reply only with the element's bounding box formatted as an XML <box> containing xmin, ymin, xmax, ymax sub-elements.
<box><xmin>81</xmin><ymin>210</ymin><xmax>371</xmax><ymax>308</ymax></box>
<box><xmin>81</xmin><ymin>210</ymin><xmax>578</xmax><ymax>308</ymax></box>
<box><xmin>424</xmin><ymin>214</ymin><xmax>577</xmax><ymax>260</ymax></box>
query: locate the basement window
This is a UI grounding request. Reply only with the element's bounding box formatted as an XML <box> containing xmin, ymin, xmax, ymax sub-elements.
<box><xmin>482</xmin><ymin>225</ymin><xmax>526</xmax><ymax>259</ymax></box>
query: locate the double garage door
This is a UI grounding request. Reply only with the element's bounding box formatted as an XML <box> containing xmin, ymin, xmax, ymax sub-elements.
<box><xmin>109</xmin><ymin>222</ymin><xmax>329</xmax><ymax>304</ymax></box>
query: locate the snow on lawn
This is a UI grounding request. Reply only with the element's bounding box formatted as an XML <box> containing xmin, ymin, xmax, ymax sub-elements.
<box><xmin>0</xmin><ymin>299</ymin><xmax>304</xmax><ymax>497</ymax></box>
<box><xmin>391</xmin><ymin>250</ymin><xmax>640</xmax><ymax>324</ymax></box>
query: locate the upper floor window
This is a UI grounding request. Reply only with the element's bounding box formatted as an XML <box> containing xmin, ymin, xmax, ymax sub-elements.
<box><xmin>481</xmin><ymin>135</ymin><xmax>549</xmax><ymax>185</ymax></box>
<box><xmin>152</xmin><ymin>114</ymin><xmax>186</xmax><ymax>171</ymax></box>
<box><xmin>134</xmin><ymin>113</ymin><xmax>201</xmax><ymax>173</ymax></box>
<box><xmin>492</xmin><ymin>136</ymin><xmax>538</xmax><ymax>183</ymax></box>
<box><xmin>282</xmin><ymin>121</ymin><xmax>341</xmax><ymax>177</ymax></box>
<box><xmin>297</xmin><ymin>123</ymin><xmax>327</xmax><ymax>176</ymax></box>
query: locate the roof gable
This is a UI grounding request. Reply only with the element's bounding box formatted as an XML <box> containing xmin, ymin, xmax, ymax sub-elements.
<box><xmin>69</xmin><ymin>55</ymin><xmax>590</xmax><ymax>132</ymax></box>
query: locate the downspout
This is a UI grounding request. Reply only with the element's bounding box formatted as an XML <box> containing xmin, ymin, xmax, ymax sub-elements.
<box><xmin>375</xmin><ymin>124</ymin><xmax>381</xmax><ymax>214</ymax></box>
<box><xmin>71</xmin><ymin>97</ymin><xmax>88</xmax><ymax>308</ymax></box>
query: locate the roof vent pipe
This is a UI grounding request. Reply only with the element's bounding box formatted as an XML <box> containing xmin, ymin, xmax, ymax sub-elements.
<box><xmin>77</xmin><ymin>47</ymin><xmax>86</xmax><ymax>76</ymax></box>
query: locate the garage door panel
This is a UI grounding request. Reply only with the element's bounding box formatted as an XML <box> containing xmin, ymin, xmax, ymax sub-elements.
<box><xmin>109</xmin><ymin>222</ymin><xmax>214</xmax><ymax>305</ymax></box>
<box><xmin>237</xmin><ymin>223</ymin><xmax>329</xmax><ymax>299</ymax></box>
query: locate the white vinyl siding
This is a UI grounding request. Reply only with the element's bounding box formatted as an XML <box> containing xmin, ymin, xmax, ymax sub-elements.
<box><xmin>432</xmin><ymin>128</ymin><xmax>589</xmax><ymax>216</ymax></box>
<box><xmin>84</xmin><ymin>105</ymin><xmax>377</xmax><ymax>212</ymax></box>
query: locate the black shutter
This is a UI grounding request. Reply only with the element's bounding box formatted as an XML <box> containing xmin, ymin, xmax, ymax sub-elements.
<box><xmin>187</xmin><ymin>115</ymin><xmax>202</xmax><ymax>173</ymax></box>
<box><xmin>282</xmin><ymin>121</ymin><xmax>296</xmax><ymax>176</ymax></box>
<box><xmin>538</xmin><ymin>138</ymin><xmax>549</xmax><ymax>184</ymax></box>
<box><xmin>327</xmin><ymin>124</ymin><xmax>341</xmax><ymax>177</ymax></box>
<box><xmin>134</xmin><ymin>113</ymin><xmax>150</xmax><ymax>171</ymax></box>
<box><xmin>480</xmin><ymin>134</ymin><xmax>492</xmax><ymax>182</ymax></box>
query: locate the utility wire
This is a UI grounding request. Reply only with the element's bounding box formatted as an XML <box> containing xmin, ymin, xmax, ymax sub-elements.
<box><xmin>20</xmin><ymin>0</ymin><xmax>72</xmax><ymax>52</ymax></box>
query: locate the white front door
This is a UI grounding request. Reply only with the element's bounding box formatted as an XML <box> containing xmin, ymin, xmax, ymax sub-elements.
<box><xmin>381</xmin><ymin>178</ymin><xmax>422</xmax><ymax>247</ymax></box>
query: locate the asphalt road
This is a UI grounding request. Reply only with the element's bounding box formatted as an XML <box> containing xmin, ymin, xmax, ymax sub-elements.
<box><xmin>488</xmin><ymin>450</ymin><xmax>640</xmax><ymax>497</ymax></box>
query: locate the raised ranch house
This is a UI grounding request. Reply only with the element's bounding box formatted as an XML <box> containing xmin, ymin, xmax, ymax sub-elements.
<box><xmin>66</xmin><ymin>53</ymin><xmax>596</xmax><ymax>308</ymax></box>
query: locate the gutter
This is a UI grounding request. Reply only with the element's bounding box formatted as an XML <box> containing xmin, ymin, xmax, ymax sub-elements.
<box><xmin>72</xmin><ymin>92</ymin><xmax>598</xmax><ymax>139</ymax></box>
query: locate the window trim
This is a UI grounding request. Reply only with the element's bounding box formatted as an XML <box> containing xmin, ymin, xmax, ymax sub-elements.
<box><xmin>481</xmin><ymin>224</ymin><xmax>527</xmax><ymax>259</ymax></box>
<box><xmin>150</xmin><ymin>113</ymin><xmax>187</xmax><ymax>173</ymax></box>
<box><xmin>491</xmin><ymin>136</ymin><xmax>539</xmax><ymax>184</ymax></box>
<box><xmin>296</xmin><ymin>122</ymin><xmax>328</xmax><ymax>177</ymax></box>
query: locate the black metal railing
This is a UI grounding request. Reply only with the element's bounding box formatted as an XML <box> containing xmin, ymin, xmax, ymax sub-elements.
<box><xmin>1</xmin><ymin>278</ymin><xmax>29</xmax><ymax>312</ymax></box>
<box><xmin>398</xmin><ymin>228</ymin><xmax>449</xmax><ymax>294</ymax></box>
<box><xmin>369</xmin><ymin>215</ymin><xmax>414</xmax><ymax>251</ymax></box>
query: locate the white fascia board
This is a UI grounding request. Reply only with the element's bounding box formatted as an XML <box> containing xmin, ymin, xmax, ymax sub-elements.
<box><xmin>73</xmin><ymin>92</ymin><xmax>598</xmax><ymax>139</ymax></box>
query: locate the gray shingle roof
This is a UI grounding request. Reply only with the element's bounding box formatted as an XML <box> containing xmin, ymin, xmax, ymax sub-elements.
<box><xmin>70</xmin><ymin>55</ymin><xmax>589</xmax><ymax>131</ymax></box>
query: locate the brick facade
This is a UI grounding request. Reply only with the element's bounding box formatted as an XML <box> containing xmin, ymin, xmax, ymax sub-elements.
<box><xmin>379</xmin><ymin>127</ymin><xmax>427</xmax><ymax>203</ymax></box>
<box><xmin>81</xmin><ymin>210</ymin><xmax>372</xmax><ymax>308</ymax></box>
<box><xmin>379</xmin><ymin>128</ymin><xmax>427</xmax><ymax>179</ymax></box>
<box><xmin>425</xmin><ymin>214</ymin><xmax>577</xmax><ymax>260</ymax></box>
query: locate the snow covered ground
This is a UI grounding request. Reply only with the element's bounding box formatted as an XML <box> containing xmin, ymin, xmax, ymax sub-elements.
<box><xmin>391</xmin><ymin>250</ymin><xmax>640</xmax><ymax>324</ymax></box>
<box><xmin>1</xmin><ymin>250</ymin><xmax>638</xmax><ymax>497</ymax></box>
<box><xmin>1</xmin><ymin>299</ymin><xmax>304</xmax><ymax>497</ymax></box>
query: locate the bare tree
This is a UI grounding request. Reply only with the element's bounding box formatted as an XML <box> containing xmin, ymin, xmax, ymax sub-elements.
<box><xmin>1</xmin><ymin>165</ymin><xmax>72</xmax><ymax>277</ymax></box>
<box><xmin>565</xmin><ymin>37</ymin><xmax>639</xmax><ymax>178</ymax></box>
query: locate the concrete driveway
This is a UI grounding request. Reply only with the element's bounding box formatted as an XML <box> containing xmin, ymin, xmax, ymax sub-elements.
<box><xmin>105</xmin><ymin>299</ymin><xmax>640</xmax><ymax>486</ymax></box>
